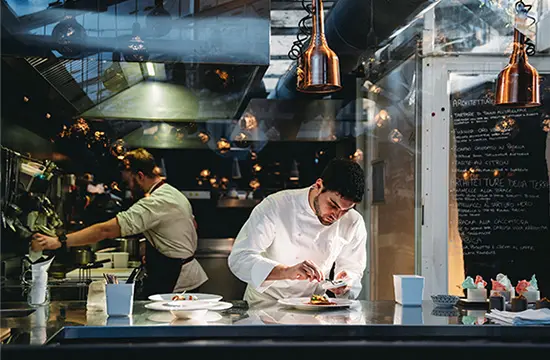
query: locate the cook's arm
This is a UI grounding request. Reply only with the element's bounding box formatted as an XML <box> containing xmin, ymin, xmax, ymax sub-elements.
<box><xmin>116</xmin><ymin>197</ymin><xmax>167</xmax><ymax>237</ymax></box>
<box><xmin>333</xmin><ymin>220</ymin><xmax>367</xmax><ymax>299</ymax></box>
<box><xmin>228</xmin><ymin>199</ymin><xmax>280</xmax><ymax>292</ymax></box>
<box><xmin>32</xmin><ymin>197</ymin><xmax>168</xmax><ymax>251</ymax></box>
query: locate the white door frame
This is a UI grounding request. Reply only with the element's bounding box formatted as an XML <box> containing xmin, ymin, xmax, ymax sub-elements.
<box><xmin>420</xmin><ymin>54</ymin><xmax>550</xmax><ymax>298</ymax></box>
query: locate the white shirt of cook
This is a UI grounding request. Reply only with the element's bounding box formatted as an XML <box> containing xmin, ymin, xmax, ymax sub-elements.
<box><xmin>116</xmin><ymin>183</ymin><xmax>208</xmax><ymax>292</ymax></box>
<box><xmin>228</xmin><ymin>187</ymin><xmax>367</xmax><ymax>305</ymax></box>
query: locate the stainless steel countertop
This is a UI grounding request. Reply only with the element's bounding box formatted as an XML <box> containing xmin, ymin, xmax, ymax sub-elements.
<box><xmin>2</xmin><ymin>300</ymin><xmax>550</xmax><ymax>345</ymax></box>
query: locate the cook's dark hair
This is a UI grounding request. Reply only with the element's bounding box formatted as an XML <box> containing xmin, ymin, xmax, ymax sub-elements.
<box><xmin>320</xmin><ymin>158</ymin><xmax>365</xmax><ymax>203</ymax></box>
<box><xmin>119</xmin><ymin>148</ymin><xmax>157</xmax><ymax>177</ymax></box>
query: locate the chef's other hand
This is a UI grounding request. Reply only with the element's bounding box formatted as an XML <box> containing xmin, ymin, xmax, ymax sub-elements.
<box><xmin>285</xmin><ymin>260</ymin><xmax>324</xmax><ymax>282</ymax></box>
<box><xmin>31</xmin><ymin>233</ymin><xmax>61</xmax><ymax>251</ymax></box>
<box><xmin>329</xmin><ymin>270</ymin><xmax>351</xmax><ymax>296</ymax></box>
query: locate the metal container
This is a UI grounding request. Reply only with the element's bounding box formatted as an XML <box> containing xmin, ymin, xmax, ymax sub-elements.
<box><xmin>116</xmin><ymin>238</ymin><xmax>142</xmax><ymax>262</ymax></box>
<box><xmin>74</xmin><ymin>248</ymin><xmax>94</xmax><ymax>266</ymax></box>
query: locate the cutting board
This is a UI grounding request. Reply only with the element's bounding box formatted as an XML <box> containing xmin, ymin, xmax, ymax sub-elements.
<box><xmin>65</xmin><ymin>268</ymin><xmax>133</xmax><ymax>281</ymax></box>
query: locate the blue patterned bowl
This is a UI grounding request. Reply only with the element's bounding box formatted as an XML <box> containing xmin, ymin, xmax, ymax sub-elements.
<box><xmin>431</xmin><ymin>295</ymin><xmax>459</xmax><ymax>308</ymax></box>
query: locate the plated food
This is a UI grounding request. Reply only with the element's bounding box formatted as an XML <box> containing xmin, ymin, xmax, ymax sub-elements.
<box><xmin>172</xmin><ymin>294</ymin><xmax>199</xmax><ymax>301</ymax></box>
<box><xmin>308</xmin><ymin>294</ymin><xmax>336</xmax><ymax>306</ymax></box>
<box><xmin>148</xmin><ymin>293</ymin><xmax>222</xmax><ymax>302</ymax></box>
<box><xmin>277</xmin><ymin>297</ymin><xmax>353</xmax><ymax>310</ymax></box>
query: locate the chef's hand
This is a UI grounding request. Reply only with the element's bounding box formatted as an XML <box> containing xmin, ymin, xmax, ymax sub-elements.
<box><xmin>31</xmin><ymin>233</ymin><xmax>61</xmax><ymax>251</ymax></box>
<box><xmin>285</xmin><ymin>260</ymin><xmax>324</xmax><ymax>282</ymax></box>
<box><xmin>329</xmin><ymin>270</ymin><xmax>351</xmax><ymax>296</ymax></box>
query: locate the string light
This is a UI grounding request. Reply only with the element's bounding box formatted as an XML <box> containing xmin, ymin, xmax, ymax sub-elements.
<box><xmin>217</xmin><ymin>138</ymin><xmax>231</xmax><ymax>153</ymax></box>
<box><xmin>198</xmin><ymin>132</ymin><xmax>210</xmax><ymax>143</ymax></box>
<box><xmin>389</xmin><ymin>129</ymin><xmax>403</xmax><ymax>143</ymax></box>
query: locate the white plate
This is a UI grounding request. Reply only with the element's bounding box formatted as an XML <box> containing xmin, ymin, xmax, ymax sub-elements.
<box><xmin>148</xmin><ymin>312</ymin><xmax>223</xmax><ymax>324</ymax></box>
<box><xmin>148</xmin><ymin>293</ymin><xmax>222</xmax><ymax>302</ymax></box>
<box><xmin>278</xmin><ymin>297</ymin><xmax>353</xmax><ymax>310</ymax></box>
<box><xmin>145</xmin><ymin>301</ymin><xmax>233</xmax><ymax>312</ymax></box>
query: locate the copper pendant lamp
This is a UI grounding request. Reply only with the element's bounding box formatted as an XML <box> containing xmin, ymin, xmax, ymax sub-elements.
<box><xmin>297</xmin><ymin>0</ymin><xmax>341</xmax><ymax>93</ymax></box>
<box><xmin>495</xmin><ymin>4</ymin><xmax>540</xmax><ymax>107</ymax></box>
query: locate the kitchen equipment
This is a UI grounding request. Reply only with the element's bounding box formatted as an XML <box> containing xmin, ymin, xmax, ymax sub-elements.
<box><xmin>105</xmin><ymin>283</ymin><xmax>135</xmax><ymax>316</ymax></box>
<box><xmin>95</xmin><ymin>253</ymin><xmax>113</xmax><ymax>268</ymax></box>
<box><xmin>126</xmin><ymin>264</ymin><xmax>145</xmax><ymax>284</ymax></box>
<box><xmin>115</xmin><ymin>237</ymin><xmax>142</xmax><ymax>262</ymax></box>
<box><xmin>74</xmin><ymin>248</ymin><xmax>94</xmax><ymax>266</ymax></box>
<box><xmin>321</xmin><ymin>278</ymin><xmax>349</xmax><ymax>290</ymax></box>
<box><xmin>112</xmin><ymin>252</ymin><xmax>129</xmax><ymax>268</ymax></box>
<box><xmin>65</xmin><ymin>267</ymin><xmax>133</xmax><ymax>282</ymax></box>
<box><xmin>76</xmin><ymin>258</ymin><xmax>112</xmax><ymax>299</ymax></box>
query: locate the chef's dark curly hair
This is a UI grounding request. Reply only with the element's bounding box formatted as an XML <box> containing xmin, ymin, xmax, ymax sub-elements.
<box><xmin>320</xmin><ymin>158</ymin><xmax>365</xmax><ymax>203</ymax></box>
<box><xmin>119</xmin><ymin>148</ymin><xmax>157</xmax><ymax>177</ymax></box>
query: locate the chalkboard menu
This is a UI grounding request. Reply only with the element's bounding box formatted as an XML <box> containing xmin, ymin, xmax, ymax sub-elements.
<box><xmin>450</xmin><ymin>74</ymin><xmax>550</xmax><ymax>296</ymax></box>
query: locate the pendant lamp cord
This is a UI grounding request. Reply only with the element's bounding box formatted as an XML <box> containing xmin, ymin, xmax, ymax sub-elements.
<box><xmin>288</xmin><ymin>0</ymin><xmax>313</xmax><ymax>61</ymax></box>
<box><xmin>515</xmin><ymin>0</ymin><xmax>536</xmax><ymax>56</ymax></box>
<box><xmin>366</xmin><ymin>0</ymin><xmax>377</xmax><ymax>50</ymax></box>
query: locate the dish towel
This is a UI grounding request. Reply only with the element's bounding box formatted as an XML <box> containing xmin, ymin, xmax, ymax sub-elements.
<box><xmin>486</xmin><ymin>308</ymin><xmax>550</xmax><ymax>326</ymax></box>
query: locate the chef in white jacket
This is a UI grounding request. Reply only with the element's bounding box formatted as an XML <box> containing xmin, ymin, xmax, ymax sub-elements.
<box><xmin>228</xmin><ymin>158</ymin><xmax>367</xmax><ymax>305</ymax></box>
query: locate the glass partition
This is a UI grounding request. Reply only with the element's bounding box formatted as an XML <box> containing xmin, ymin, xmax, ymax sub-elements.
<box><xmin>362</xmin><ymin>55</ymin><xmax>422</xmax><ymax>300</ymax></box>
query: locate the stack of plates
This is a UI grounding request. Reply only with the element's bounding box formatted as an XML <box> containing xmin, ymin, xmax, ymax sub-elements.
<box><xmin>145</xmin><ymin>293</ymin><xmax>232</xmax><ymax>320</ymax></box>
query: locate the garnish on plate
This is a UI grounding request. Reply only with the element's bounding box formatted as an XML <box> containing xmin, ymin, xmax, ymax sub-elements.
<box><xmin>171</xmin><ymin>294</ymin><xmax>198</xmax><ymax>301</ymax></box>
<box><xmin>308</xmin><ymin>294</ymin><xmax>336</xmax><ymax>305</ymax></box>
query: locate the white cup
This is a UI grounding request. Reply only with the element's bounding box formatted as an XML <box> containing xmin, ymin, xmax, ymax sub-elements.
<box><xmin>112</xmin><ymin>252</ymin><xmax>129</xmax><ymax>268</ymax></box>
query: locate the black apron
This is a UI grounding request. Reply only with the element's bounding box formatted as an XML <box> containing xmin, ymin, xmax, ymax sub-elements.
<box><xmin>140</xmin><ymin>180</ymin><xmax>195</xmax><ymax>297</ymax></box>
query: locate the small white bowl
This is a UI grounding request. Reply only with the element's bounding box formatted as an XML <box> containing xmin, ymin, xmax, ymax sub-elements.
<box><xmin>170</xmin><ymin>309</ymin><xmax>208</xmax><ymax>320</ymax></box>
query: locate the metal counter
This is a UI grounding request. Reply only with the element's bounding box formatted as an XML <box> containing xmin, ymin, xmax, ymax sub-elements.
<box><xmin>2</xmin><ymin>300</ymin><xmax>550</xmax><ymax>346</ymax></box>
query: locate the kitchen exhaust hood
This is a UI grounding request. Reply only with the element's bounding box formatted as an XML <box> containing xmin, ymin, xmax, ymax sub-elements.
<box><xmin>2</xmin><ymin>0</ymin><xmax>270</xmax><ymax>121</ymax></box>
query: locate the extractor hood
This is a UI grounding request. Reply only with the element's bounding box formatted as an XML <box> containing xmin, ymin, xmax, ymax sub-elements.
<box><xmin>2</xmin><ymin>0</ymin><xmax>270</xmax><ymax>120</ymax></box>
<box><xmin>80</xmin><ymin>62</ymin><xmax>266</xmax><ymax>121</ymax></box>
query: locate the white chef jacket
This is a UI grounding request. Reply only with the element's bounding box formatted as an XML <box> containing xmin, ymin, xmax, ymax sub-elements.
<box><xmin>228</xmin><ymin>187</ymin><xmax>367</xmax><ymax>305</ymax></box>
<box><xmin>116</xmin><ymin>183</ymin><xmax>208</xmax><ymax>292</ymax></box>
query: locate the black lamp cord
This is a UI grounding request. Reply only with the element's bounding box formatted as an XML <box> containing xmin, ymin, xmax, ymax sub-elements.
<box><xmin>515</xmin><ymin>0</ymin><xmax>536</xmax><ymax>56</ymax></box>
<box><xmin>288</xmin><ymin>0</ymin><xmax>313</xmax><ymax>61</ymax></box>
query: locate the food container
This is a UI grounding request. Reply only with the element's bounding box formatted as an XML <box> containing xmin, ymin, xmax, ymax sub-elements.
<box><xmin>466</xmin><ymin>288</ymin><xmax>487</xmax><ymax>301</ymax></box>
